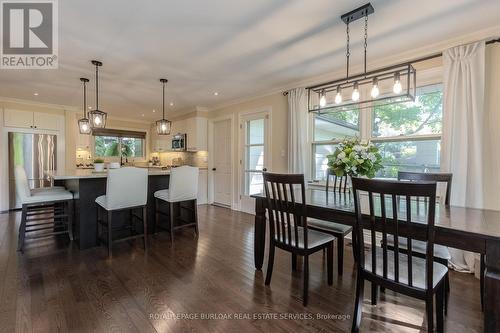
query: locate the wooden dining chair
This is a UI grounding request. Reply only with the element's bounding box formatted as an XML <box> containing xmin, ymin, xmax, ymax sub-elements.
<box><xmin>308</xmin><ymin>169</ymin><xmax>353</xmax><ymax>275</ymax></box>
<box><xmin>351</xmin><ymin>177</ymin><xmax>448</xmax><ymax>333</ymax></box>
<box><xmin>263</xmin><ymin>172</ymin><xmax>335</xmax><ymax>306</ymax></box>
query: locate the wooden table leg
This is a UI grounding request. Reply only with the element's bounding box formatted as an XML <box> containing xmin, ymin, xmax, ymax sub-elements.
<box><xmin>254</xmin><ymin>198</ymin><xmax>266</xmax><ymax>270</ymax></box>
<box><xmin>484</xmin><ymin>239</ymin><xmax>500</xmax><ymax>333</ymax></box>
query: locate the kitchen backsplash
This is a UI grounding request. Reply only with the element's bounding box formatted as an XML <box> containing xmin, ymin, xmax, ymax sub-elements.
<box><xmin>155</xmin><ymin>151</ymin><xmax>208</xmax><ymax>168</ymax></box>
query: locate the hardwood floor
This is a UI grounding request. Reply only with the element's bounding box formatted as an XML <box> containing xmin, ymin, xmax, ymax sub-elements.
<box><xmin>0</xmin><ymin>205</ymin><xmax>483</xmax><ymax>332</ymax></box>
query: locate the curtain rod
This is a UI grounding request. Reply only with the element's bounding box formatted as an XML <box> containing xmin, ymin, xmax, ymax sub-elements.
<box><xmin>282</xmin><ymin>38</ymin><xmax>500</xmax><ymax>96</ymax></box>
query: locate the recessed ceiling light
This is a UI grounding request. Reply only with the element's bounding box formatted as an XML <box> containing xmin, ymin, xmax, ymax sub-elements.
<box><xmin>33</xmin><ymin>92</ymin><xmax>39</xmax><ymax>96</ymax></box>
<box><xmin>169</xmin><ymin>102</ymin><xmax>174</xmax><ymax>106</ymax></box>
<box><xmin>88</xmin><ymin>106</ymin><xmax>92</xmax><ymax>109</ymax></box>
<box><xmin>152</xmin><ymin>109</ymin><xmax>156</xmax><ymax>113</ymax></box>
<box><xmin>141</xmin><ymin>114</ymin><xmax>145</xmax><ymax>117</ymax></box>
<box><xmin>213</xmin><ymin>92</ymin><xmax>219</xmax><ymax>96</ymax></box>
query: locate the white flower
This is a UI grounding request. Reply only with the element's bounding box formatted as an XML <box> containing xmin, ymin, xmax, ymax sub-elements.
<box><xmin>337</xmin><ymin>151</ymin><xmax>346</xmax><ymax>159</ymax></box>
<box><xmin>368</xmin><ymin>153</ymin><xmax>376</xmax><ymax>161</ymax></box>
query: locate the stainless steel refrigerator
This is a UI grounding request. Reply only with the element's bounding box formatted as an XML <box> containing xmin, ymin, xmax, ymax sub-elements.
<box><xmin>8</xmin><ymin>132</ymin><xmax>57</xmax><ymax>209</ymax></box>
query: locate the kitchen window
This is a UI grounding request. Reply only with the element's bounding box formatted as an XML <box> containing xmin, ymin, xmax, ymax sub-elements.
<box><xmin>93</xmin><ymin>129</ymin><xmax>146</xmax><ymax>158</ymax></box>
<box><xmin>311</xmin><ymin>83</ymin><xmax>443</xmax><ymax>180</ymax></box>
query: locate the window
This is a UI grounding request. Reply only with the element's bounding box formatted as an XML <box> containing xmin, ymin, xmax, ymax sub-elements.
<box><xmin>244</xmin><ymin>118</ymin><xmax>266</xmax><ymax>196</ymax></box>
<box><xmin>310</xmin><ymin>83</ymin><xmax>443</xmax><ymax>180</ymax></box>
<box><xmin>312</xmin><ymin>109</ymin><xmax>359</xmax><ymax>181</ymax></box>
<box><xmin>93</xmin><ymin>129</ymin><xmax>146</xmax><ymax>158</ymax></box>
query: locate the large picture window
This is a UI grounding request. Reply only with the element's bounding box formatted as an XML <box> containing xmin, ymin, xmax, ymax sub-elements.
<box><xmin>311</xmin><ymin>83</ymin><xmax>443</xmax><ymax>180</ymax></box>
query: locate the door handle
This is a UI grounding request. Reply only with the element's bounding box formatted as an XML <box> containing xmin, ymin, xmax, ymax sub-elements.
<box><xmin>263</xmin><ymin>168</ymin><xmax>267</xmax><ymax>172</ymax></box>
<box><xmin>212</xmin><ymin>168</ymin><xmax>216</xmax><ymax>171</ymax></box>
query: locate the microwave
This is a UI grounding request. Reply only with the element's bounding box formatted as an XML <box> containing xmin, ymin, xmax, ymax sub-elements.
<box><xmin>171</xmin><ymin>133</ymin><xmax>186</xmax><ymax>151</ymax></box>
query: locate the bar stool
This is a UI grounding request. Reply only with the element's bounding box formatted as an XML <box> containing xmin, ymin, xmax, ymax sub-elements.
<box><xmin>15</xmin><ymin>166</ymin><xmax>74</xmax><ymax>252</ymax></box>
<box><xmin>154</xmin><ymin>166</ymin><xmax>199</xmax><ymax>243</ymax></box>
<box><xmin>95</xmin><ymin>167</ymin><xmax>148</xmax><ymax>258</ymax></box>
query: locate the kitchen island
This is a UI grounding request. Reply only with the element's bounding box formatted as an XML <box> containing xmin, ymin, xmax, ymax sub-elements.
<box><xmin>46</xmin><ymin>169</ymin><xmax>176</xmax><ymax>250</ymax></box>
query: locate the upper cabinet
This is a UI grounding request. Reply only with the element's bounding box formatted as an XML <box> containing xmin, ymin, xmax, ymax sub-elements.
<box><xmin>3</xmin><ymin>109</ymin><xmax>62</xmax><ymax>131</ymax></box>
<box><xmin>185</xmin><ymin>117</ymin><xmax>208</xmax><ymax>151</ymax></box>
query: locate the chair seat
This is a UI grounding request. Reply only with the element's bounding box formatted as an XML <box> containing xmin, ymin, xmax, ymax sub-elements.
<box><xmin>365</xmin><ymin>247</ymin><xmax>448</xmax><ymax>289</ymax></box>
<box><xmin>386</xmin><ymin>236</ymin><xmax>451</xmax><ymax>260</ymax></box>
<box><xmin>274</xmin><ymin>226</ymin><xmax>336</xmax><ymax>250</ymax></box>
<box><xmin>21</xmin><ymin>190</ymin><xmax>73</xmax><ymax>204</ymax></box>
<box><xmin>31</xmin><ymin>186</ymin><xmax>67</xmax><ymax>195</ymax></box>
<box><xmin>154</xmin><ymin>189</ymin><xmax>197</xmax><ymax>203</ymax></box>
<box><xmin>308</xmin><ymin>218</ymin><xmax>353</xmax><ymax>235</ymax></box>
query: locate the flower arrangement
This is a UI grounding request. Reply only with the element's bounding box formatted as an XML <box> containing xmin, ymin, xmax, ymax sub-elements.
<box><xmin>327</xmin><ymin>138</ymin><xmax>383</xmax><ymax>178</ymax></box>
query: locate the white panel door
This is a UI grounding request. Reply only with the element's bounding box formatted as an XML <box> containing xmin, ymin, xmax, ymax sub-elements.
<box><xmin>212</xmin><ymin>119</ymin><xmax>232</xmax><ymax>206</ymax></box>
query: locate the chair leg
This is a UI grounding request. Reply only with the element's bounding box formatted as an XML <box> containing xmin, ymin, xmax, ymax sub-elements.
<box><xmin>154</xmin><ymin>198</ymin><xmax>159</xmax><ymax>234</ymax></box>
<box><xmin>169</xmin><ymin>202</ymin><xmax>175</xmax><ymax>244</ymax></box>
<box><xmin>436</xmin><ymin>284</ymin><xmax>445</xmax><ymax>333</ymax></box>
<box><xmin>142</xmin><ymin>206</ymin><xmax>148</xmax><ymax>251</ymax></box>
<box><xmin>337</xmin><ymin>236</ymin><xmax>344</xmax><ymax>276</ymax></box>
<box><xmin>67</xmin><ymin>200</ymin><xmax>74</xmax><ymax>241</ymax></box>
<box><xmin>371</xmin><ymin>282</ymin><xmax>378</xmax><ymax>305</ymax></box>
<box><xmin>303</xmin><ymin>255</ymin><xmax>309</xmax><ymax>306</ymax></box>
<box><xmin>193</xmin><ymin>199</ymin><xmax>199</xmax><ymax>236</ymax></box>
<box><xmin>17</xmin><ymin>205</ymin><xmax>28</xmax><ymax>252</ymax></box>
<box><xmin>351</xmin><ymin>274</ymin><xmax>364</xmax><ymax>333</ymax></box>
<box><xmin>327</xmin><ymin>243</ymin><xmax>333</xmax><ymax>285</ymax></box>
<box><xmin>292</xmin><ymin>253</ymin><xmax>297</xmax><ymax>271</ymax></box>
<box><xmin>426</xmin><ymin>296</ymin><xmax>434</xmax><ymax>333</ymax></box>
<box><xmin>480</xmin><ymin>253</ymin><xmax>485</xmax><ymax>311</ymax></box>
<box><xmin>444</xmin><ymin>274</ymin><xmax>449</xmax><ymax>315</ymax></box>
<box><xmin>265</xmin><ymin>243</ymin><xmax>275</xmax><ymax>285</ymax></box>
<box><xmin>96</xmin><ymin>205</ymin><xmax>100</xmax><ymax>246</ymax></box>
<box><xmin>107</xmin><ymin>211</ymin><xmax>113</xmax><ymax>258</ymax></box>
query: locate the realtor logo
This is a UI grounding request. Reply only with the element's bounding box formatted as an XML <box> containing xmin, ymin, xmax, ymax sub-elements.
<box><xmin>1</xmin><ymin>0</ymin><xmax>58</xmax><ymax>69</ymax></box>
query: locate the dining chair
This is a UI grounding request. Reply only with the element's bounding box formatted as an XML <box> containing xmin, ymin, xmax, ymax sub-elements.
<box><xmin>351</xmin><ymin>177</ymin><xmax>448</xmax><ymax>333</ymax></box>
<box><xmin>154</xmin><ymin>166</ymin><xmax>199</xmax><ymax>243</ymax></box>
<box><xmin>308</xmin><ymin>169</ymin><xmax>353</xmax><ymax>275</ymax></box>
<box><xmin>15</xmin><ymin>166</ymin><xmax>74</xmax><ymax>252</ymax></box>
<box><xmin>263</xmin><ymin>172</ymin><xmax>335</xmax><ymax>306</ymax></box>
<box><xmin>95</xmin><ymin>167</ymin><xmax>148</xmax><ymax>258</ymax></box>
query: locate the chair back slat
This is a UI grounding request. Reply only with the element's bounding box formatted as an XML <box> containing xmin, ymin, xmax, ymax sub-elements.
<box><xmin>351</xmin><ymin>177</ymin><xmax>437</xmax><ymax>292</ymax></box>
<box><xmin>263</xmin><ymin>173</ymin><xmax>309</xmax><ymax>250</ymax></box>
<box><xmin>398</xmin><ymin>171</ymin><xmax>452</xmax><ymax>205</ymax></box>
<box><xmin>325</xmin><ymin>169</ymin><xmax>348</xmax><ymax>193</ymax></box>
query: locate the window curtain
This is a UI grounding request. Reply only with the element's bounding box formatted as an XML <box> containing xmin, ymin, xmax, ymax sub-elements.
<box><xmin>441</xmin><ymin>40</ymin><xmax>485</xmax><ymax>272</ymax></box>
<box><xmin>287</xmin><ymin>88</ymin><xmax>309</xmax><ymax>175</ymax></box>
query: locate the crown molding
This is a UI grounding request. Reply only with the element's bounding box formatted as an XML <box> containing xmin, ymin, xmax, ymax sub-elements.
<box><xmin>0</xmin><ymin>96</ymin><xmax>79</xmax><ymax>111</ymax></box>
<box><xmin>205</xmin><ymin>25</ymin><xmax>500</xmax><ymax>112</ymax></box>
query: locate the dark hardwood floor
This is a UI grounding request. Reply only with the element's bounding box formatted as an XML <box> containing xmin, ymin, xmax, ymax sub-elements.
<box><xmin>0</xmin><ymin>205</ymin><xmax>483</xmax><ymax>332</ymax></box>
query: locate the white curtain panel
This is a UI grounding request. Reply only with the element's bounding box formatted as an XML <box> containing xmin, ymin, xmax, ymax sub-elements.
<box><xmin>441</xmin><ymin>40</ymin><xmax>485</xmax><ymax>272</ymax></box>
<box><xmin>287</xmin><ymin>88</ymin><xmax>309</xmax><ymax>175</ymax></box>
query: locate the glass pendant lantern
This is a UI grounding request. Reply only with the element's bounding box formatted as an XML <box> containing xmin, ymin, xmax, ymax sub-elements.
<box><xmin>78</xmin><ymin>77</ymin><xmax>91</xmax><ymax>134</ymax></box>
<box><xmin>88</xmin><ymin>60</ymin><xmax>107</xmax><ymax>129</ymax></box>
<box><xmin>156</xmin><ymin>78</ymin><xmax>172</xmax><ymax>135</ymax></box>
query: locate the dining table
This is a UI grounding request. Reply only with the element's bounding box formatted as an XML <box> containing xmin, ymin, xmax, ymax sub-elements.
<box><xmin>252</xmin><ymin>188</ymin><xmax>500</xmax><ymax>333</ymax></box>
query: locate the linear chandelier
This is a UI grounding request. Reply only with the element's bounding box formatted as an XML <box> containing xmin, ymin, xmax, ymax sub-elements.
<box><xmin>307</xmin><ymin>3</ymin><xmax>416</xmax><ymax>113</ymax></box>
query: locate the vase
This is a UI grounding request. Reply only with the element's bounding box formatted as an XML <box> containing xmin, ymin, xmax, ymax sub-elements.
<box><xmin>94</xmin><ymin>163</ymin><xmax>105</xmax><ymax>172</ymax></box>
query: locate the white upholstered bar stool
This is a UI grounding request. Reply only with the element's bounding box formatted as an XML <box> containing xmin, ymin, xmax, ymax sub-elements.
<box><xmin>95</xmin><ymin>167</ymin><xmax>148</xmax><ymax>258</ymax></box>
<box><xmin>14</xmin><ymin>166</ymin><xmax>74</xmax><ymax>252</ymax></box>
<box><xmin>154</xmin><ymin>166</ymin><xmax>199</xmax><ymax>243</ymax></box>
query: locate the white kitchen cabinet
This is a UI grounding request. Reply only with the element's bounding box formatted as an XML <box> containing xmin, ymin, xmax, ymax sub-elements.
<box><xmin>150</xmin><ymin>123</ymin><xmax>170</xmax><ymax>152</ymax></box>
<box><xmin>185</xmin><ymin>117</ymin><xmax>208</xmax><ymax>151</ymax></box>
<box><xmin>197</xmin><ymin>169</ymin><xmax>208</xmax><ymax>204</ymax></box>
<box><xmin>3</xmin><ymin>109</ymin><xmax>62</xmax><ymax>131</ymax></box>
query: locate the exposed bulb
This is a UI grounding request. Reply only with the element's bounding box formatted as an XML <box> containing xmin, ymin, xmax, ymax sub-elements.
<box><xmin>335</xmin><ymin>92</ymin><xmax>342</xmax><ymax>104</ymax></box>
<box><xmin>393</xmin><ymin>72</ymin><xmax>402</xmax><ymax>94</ymax></box>
<box><xmin>82</xmin><ymin>123</ymin><xmax>88</xmax><ymax>131</ymax></box>
<box><xmin>351</xmin><ymin>82</ymin><xmax>360</xmax><ymax>102</ymax></box>
<box><xmin>161</xmin><ymin>124</ymin><xmax>167</xmax><ymax>131</ymax></box>
<box><xmin>371</xmin><ymin>78</ymin><xmax>379</xmax><ymax>98</ymax></box>
<box><xmin>94</xmin><ymin>115</ymin><xmax>102</xmax><ymax>125</ymax></box>
<box><xmin>319</xmin><ymin>91</ymin><xmax>327</xmax><ymax>107</ymax></box>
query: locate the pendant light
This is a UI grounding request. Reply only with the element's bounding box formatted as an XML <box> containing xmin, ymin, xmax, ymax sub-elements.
<box><xmin>156</xmin><ymin>78</ymin><xmax>171</xmax><ymax>135</ymax></box>
<box><xmin>78</xmin><ymin>78</ymin><xmax>91</xmax><ymax>134</ymax></box>
<box><xmin>88</xmin><ymin>60</ymin><xmax>107</xmax><ymax>129</ymax></box>
<box><xmin>306</xmin><ymin>3</ymin><xmax>416</xmax><ymax>113</ymax></box>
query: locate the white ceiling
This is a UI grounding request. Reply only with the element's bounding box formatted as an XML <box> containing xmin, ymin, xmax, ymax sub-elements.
<box><xmin>1</xmin><ymin>0</ymin><xmax>500</xmax><ymax>120</ymax></box>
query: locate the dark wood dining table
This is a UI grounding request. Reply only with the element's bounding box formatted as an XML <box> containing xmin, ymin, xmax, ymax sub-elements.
<box><xmin>252</xmin><ymin>188</ymin><xmax>500</xmax><ymax>333</ymax></box>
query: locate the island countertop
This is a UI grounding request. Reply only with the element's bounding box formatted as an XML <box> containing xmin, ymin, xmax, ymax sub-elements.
<box><xmin>46</xmin><ymin>168</ymin><xmax>171</xmax><ymax>180</ymax></box>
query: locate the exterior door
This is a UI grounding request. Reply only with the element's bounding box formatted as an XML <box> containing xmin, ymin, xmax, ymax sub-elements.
<box><xmin>240</xmin><ymin>112</ymin><xmax>270</xmax><ymax>214</ymax></box>
<box><xmin>212</xmin><ymin>119</ymin><xmax>232</xmax><ymax>207</ymax></box>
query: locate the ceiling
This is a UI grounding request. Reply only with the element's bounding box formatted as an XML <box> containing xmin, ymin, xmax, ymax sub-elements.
<box><xmin>1</xmin><ymin>0</ymin><xmax>500</xmax><ymax>121</ymax></box>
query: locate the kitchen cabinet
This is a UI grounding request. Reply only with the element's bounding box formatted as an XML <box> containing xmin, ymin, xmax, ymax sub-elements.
<box><xmin>197</xmin><ymin>169</ymin><xmax>208</xmax><ymax>204</ymax></box>
<box><xmin>150</xmin><ymin>123</ymin><xmax>171</xmax><ymax>152</ymax></box>
<box><xmin>3</xmin><ymin>109</ymin><xmax>62</xmax><ymax>131</ymax></box>
<box><xmin>185</xmin><ymin>117</ymin><xmax>208</xmax><ymax>151</ymax></box>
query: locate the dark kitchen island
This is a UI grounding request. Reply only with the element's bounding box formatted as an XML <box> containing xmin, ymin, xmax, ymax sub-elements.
<box><xmin>46</xmin><ymin>169</ymin><xmax>174</xmax><ymax>250</ymax></box>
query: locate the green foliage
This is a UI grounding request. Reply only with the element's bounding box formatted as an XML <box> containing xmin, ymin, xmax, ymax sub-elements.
<box><xmin>94</xmin><ymin>158</ymin><xmax>104</xmax><ymax>164</ymax></box>
<box><xmin>327</xmin><ymin>138</ymin><xmax>383</xmax><ymax>178</ymax></box>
